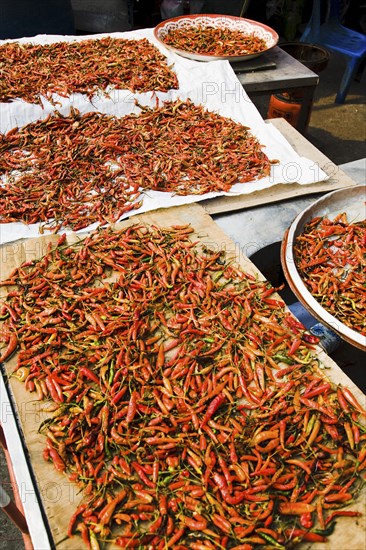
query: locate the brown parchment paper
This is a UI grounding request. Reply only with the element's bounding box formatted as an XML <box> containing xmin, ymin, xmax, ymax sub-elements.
<box><xmin>0</xmin><ymin>203</ymin><xmax>365</xmax><ymax>549</ymax></box>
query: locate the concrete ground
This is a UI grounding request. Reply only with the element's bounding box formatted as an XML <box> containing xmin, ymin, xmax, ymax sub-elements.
<box><xmin>251</xmin><ymin>49</ymin><xmax>366</xmax><ymax>167</ymax></box>
<box><xmin>306</xmin><ymin>51</ymin><xmax>366</xmax><ymax>166</ymax></box>
<box><xmin>0</xmin><ymin>44</ymin><xmax>365</xmax><ymax>550</ymax></box>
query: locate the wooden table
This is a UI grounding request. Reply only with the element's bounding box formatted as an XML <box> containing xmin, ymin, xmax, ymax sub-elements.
<box><xmin>0</xmin><ymin>120</ymin><xmax>364</xmax><ymax>550</ymax></box>
<box><xmin>233</xmin><ymin>46</ymin><xmax>319</xmax><ymax>134</ymax></box>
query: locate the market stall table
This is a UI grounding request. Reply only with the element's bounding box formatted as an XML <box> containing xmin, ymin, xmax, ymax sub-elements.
<box><xmin>0</xmin><ymin>120</ymin><xmax>365</xmax><ymax>550</ymax></box>
<box><xmin>0</xmin><ymin>26</ymin><xmax>363</xmax><ymax>548</ymax></box>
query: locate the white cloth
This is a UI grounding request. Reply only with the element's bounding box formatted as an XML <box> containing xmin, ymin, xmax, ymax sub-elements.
<box><xmin>0</xmin><ymin>28</ymin><xmax>328</xmax><ymax>244</ymax></box>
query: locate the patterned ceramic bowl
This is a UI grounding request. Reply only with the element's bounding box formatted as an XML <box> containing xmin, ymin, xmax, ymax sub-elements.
<box><xmin>154</xmin><ymin>14</ymin><xmax>279</xmax><ymax>62</ymax></box>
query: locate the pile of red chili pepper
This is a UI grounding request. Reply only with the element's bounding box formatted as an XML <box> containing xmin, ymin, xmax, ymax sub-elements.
<box><xmin>294</xmin><ymin>212</ymin><xmax>366</xmax><ymax>336</ymax></box>
<box><xmin>0</xmin><ymin>36</ymin><xmax>178</xmax><ymax>105</ymax></box>
<box><xmin>0</xmin><ymin>223</ymin><xmax>365</xmax><ymax>549</ymax></box>
<box><xmin>0</xmin><ymin>100</ymin><xmax>270</xmax><ymax>232</ymax></box>
<box><xmin>161</xmin><ymin>26</ymin><xmax>267</xmax><ymax>56</ymax></box>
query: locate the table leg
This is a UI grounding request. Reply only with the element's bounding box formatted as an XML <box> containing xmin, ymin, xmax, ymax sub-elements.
<box><xmin>295</xmin><ymin>85</ymin><xmax>317</xmax><ymax>134</ymax></box>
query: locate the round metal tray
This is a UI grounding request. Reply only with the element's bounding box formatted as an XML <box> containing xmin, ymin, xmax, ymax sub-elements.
<box><xmin>281</xmin><ymin>185</ymin><xmax>366</xmax><ymax>351</ymax></box>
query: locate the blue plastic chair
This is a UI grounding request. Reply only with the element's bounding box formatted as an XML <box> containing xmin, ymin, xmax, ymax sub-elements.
<box><xmin>300</xmin><ymin>0</ymin><xmax>366</xmax><ymax>103</ymax></box>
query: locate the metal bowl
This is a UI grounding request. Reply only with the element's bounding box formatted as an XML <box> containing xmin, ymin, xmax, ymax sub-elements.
<box><xmin>281</xmin><ymin>185</ymin><xmax>366</xmax><ymax>351</ymax></box>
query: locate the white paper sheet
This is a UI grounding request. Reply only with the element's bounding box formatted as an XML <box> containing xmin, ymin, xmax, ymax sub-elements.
<box><xmin>0</xmin><ymin>28</ymin><xmax>328</xmax><ymax>245</ymax></box>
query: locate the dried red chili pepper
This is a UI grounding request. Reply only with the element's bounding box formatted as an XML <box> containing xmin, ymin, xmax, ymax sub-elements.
<box><xmin>294</xmin><ymin>213</ymin><xmax>365</xmax><ymax>336</ymax></box>
<box><xmin>0</xmin><ymin>100</ymin><xmax>271</xmax><ymax>232</ymax></box>
<box><xmin>0</xmin><ymin>223</ymin><xmax>365</xmax><ymax>549</ymax></box>
<box><xmin>162</xmin><ymin>25</ymin><xmax>267</xmax><ymax>57</ymax></box>
<box><xmin>0</xmin><ymin>36</ymin><xmax>178</xmax><ymax>104</ymax></box>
